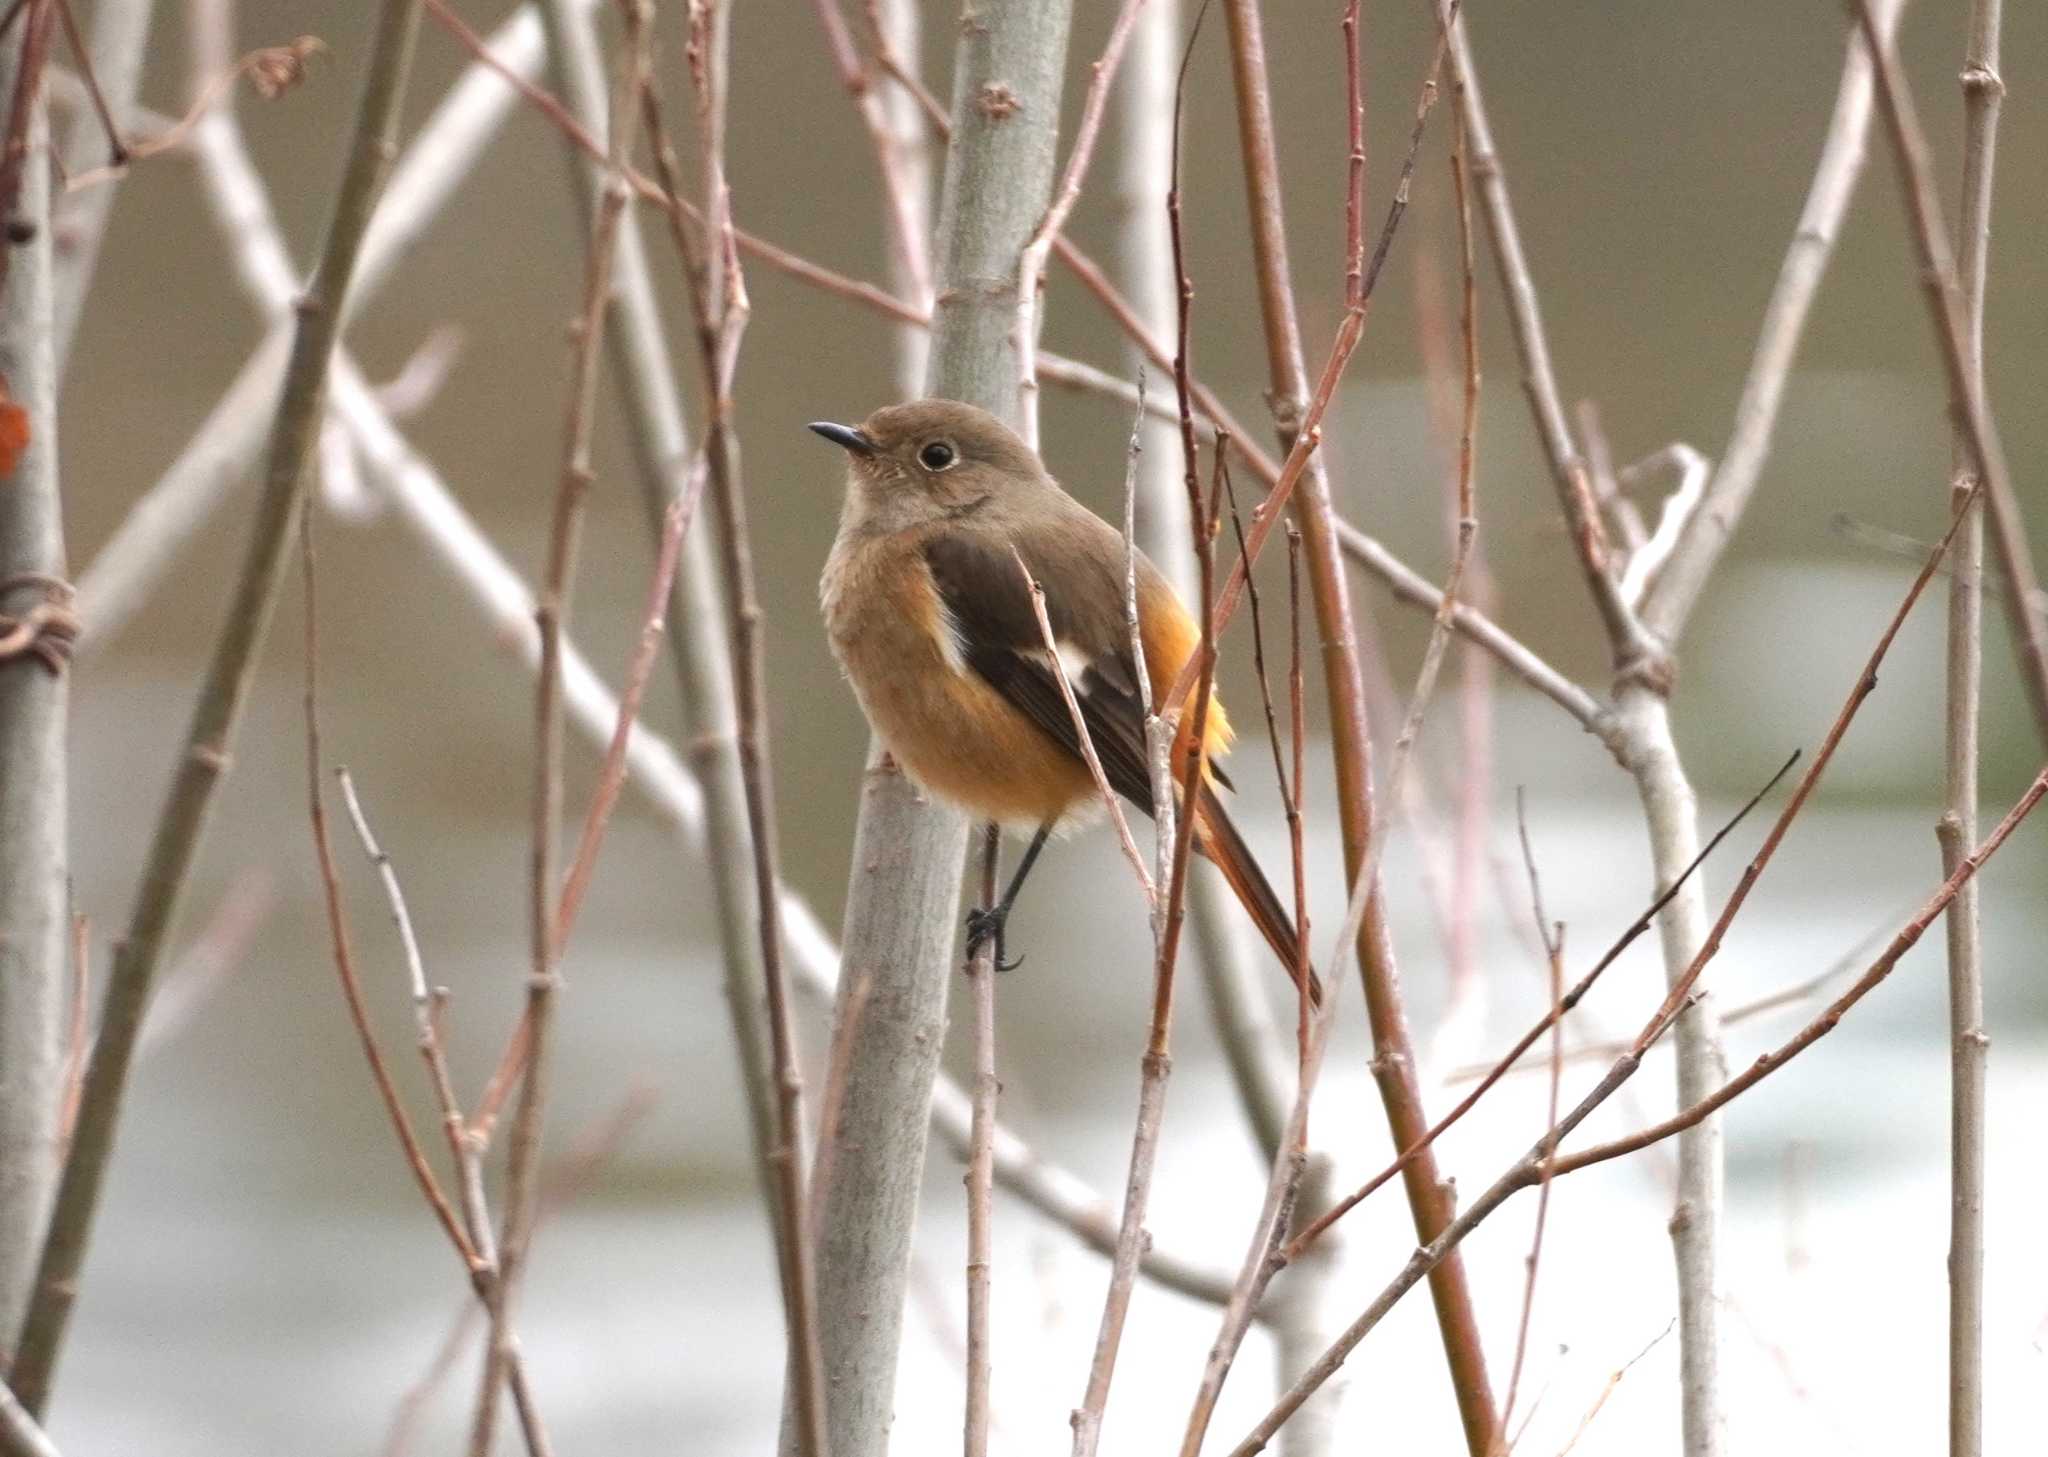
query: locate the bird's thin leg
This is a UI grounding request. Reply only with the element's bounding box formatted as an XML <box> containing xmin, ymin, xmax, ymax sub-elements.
<box><xmin>965</xmin><ymin>821</ymin><xmax>1052</xmax><ymax>972</ymax></box>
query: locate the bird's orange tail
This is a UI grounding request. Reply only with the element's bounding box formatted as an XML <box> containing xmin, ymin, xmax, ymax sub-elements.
<box><xmin>1192</xmin><ymin>782</ymin><xmax>1322</xmax><ymax>1008</ymax></box>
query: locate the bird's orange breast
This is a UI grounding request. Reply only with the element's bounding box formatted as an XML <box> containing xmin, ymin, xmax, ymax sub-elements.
<box><xmin>824</xmin><ymin>531</ymin><xmax>1094</xmax><ymax>827</ymax></box>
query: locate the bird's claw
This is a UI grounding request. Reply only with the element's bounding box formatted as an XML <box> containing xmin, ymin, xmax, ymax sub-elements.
<box><xmin>965</xmin><ymin>906</ymin><xmax>1023</xmax><ymax>972</ymax></box>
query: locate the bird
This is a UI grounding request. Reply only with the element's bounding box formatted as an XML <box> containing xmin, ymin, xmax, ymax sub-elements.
<box><xmin>811</xmin><ymin>398</ymin><xmax>1318</xmax><ymax>1007</ymax></box>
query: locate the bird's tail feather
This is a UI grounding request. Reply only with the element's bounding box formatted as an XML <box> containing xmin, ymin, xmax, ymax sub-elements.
<box><xmin>1193</xmin><ymin>782</ymin><xmax>1322</xmax><ymax>1008</ymax></box>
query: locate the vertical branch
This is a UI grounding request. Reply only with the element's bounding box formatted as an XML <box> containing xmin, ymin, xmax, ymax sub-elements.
<box><xmin>1942</xmin><ymin>0</ymin><xmax>2000</xmax><ymax>1451</ymax></box>
<box><xmin>1119</xmin><ymin>0</ymin><xmax>1292</xmax><ymax>1167</ymax></box>
<box><xmin>1425</xmin><ymin>0</ymin><xmax>1660</xmax><ymax>678</ymax></box>
<box><xmin>1220</xmin><ymin>2</ymin><xmax>1499</xmax><ymax>1449</ymax></box>
<box><xmin>870</xmin><ymin>0</ymin><xmax>933</xmax><ymax>394</ymax></box>
<box><xmin>1639</xmin><ymin>0</ymin><xmax>1905</xmax><ymax>639</ymax></box>
<box><xmin>963</xmin><ymin>824</ymin><xmax>1000</xmax><ymax>1457</ymax></box>
<box><xmin>525</xmin><ymin>3</ymin><xmax>805</xmax><ymax>1437</ymax></box>
<box><xmin>804</xmin><ymin>3</ymin><xmax>1074</xmax><ymax>1454</ymax></box>
<box><xmin>0</xmin><ymin>23</ymin><xmax>63</xmax><ymax>1340</ymax></box>
<box><xmin>11</xmin><ymin>0</ymin><xmax>426</xmax><ymax>1412</ymax></box>
<box><xmin>471</xmin><ymin>6</ymin><xmax>647</xmax><ymax>1452</ymax></box>
<box><xmin>661</xmin><ymin>1</ymin><xmax>830</xmax><ymax>1447</ymax></box>
<box><xmin>1851</xmin><ymin>0</ymin><xmax>2046</xmax><ymax>747</ymax></box>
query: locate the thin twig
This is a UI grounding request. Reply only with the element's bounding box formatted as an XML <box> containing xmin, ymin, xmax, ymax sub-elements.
<box><xmin>1940</xmin><ymin>0</ymin><xmax>2000</xmax><ymax>1448</ymax></box>
<box><xmin>1426</xmin><ymin>0</ymin><xmax>1662</xmax><ymax>683</ymax></box>
<box><xmin>806</xmin><ymin>0</ymin><xmax>932</xmax><ymax>308</ymax></box>
<box><xmin>663</xmin><ymin>4</ymin><xmax>829</xmax><ymax>1448</ymax></box>
<box><xmin>1853</xmin><ymin>0</ymin><xmax>2047</xmax><ymax>746</ymax></box>
<box><xmin>1286</xmin><ymin>751</ymin><xmax>1797</xmax><ymax>1260</ymax></box>
<box><xmin>470</xmin><ymin>5</ymin><xmax>649</xmax><ymax>1451</ymax></box>
<box><xmin>1014</xmin><ymin>551</ymin><xmax>1156</xmax><ymax>906</ymax></box>
<box><xmin>553</xmin><ymin>495</ymin><xmax>688</xmax><ymax>955</ymax></box>
<box><xmin>1068</xmin><ymin>41</ymin><xmax>1209</xmax><ymax>1435</ymax></box>
<box><xmin>49</xmin><ymin>0</ymin><xmax>158</xmax><ymax>371</ymax></box>
<box><xmin>964</xmin><ymin>823</ymin><xmax>1000</xmax><ymax>1457</ymax></box>
<box><xmin>332</xmin><ymin>767</ymin><xmax>552</xmax><ymax>1457</ymax></box>
<box><xmin>298</xmin><ymin>509</ymin><xmax>478</xmax><ymax>1275</ymax></box>
<box><xmin>1228</xmin><ymin>768</ymin><xmax>2047</xmax><ymax>1455</ymax></box>
<box><xmin>1214</xmin><ymin>3</ymin><xmax>1500</xmax><ymax>1449</ymax></box>
<box><xmin>1498</xmin><ymin>799</ymin><xmax>1565</xmax><ymax>1445</ymax></box>
<box><xmin>60</xmin><ymin>37</ymin><xmax>324</xmax><ymax>189</ymax></box>
<box><xmin>1641</xmin><ymin>0</ymin><xmax>1901</xmax><ymax>639</ymax></box>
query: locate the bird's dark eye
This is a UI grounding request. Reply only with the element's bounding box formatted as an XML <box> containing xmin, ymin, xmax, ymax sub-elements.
<box><xmin>918</xmin><ymin>440</ymin><xmax>957</xmax><ymax>471</ymax></box>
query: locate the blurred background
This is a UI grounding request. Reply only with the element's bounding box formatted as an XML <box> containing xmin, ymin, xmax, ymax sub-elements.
<box><xmin>48</xmin><ymin>0</ymin><xmax>2048</xmax><ymax>1451</ymax></box>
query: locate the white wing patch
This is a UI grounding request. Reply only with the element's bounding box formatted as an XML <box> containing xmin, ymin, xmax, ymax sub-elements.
<box><xmin>1054</xmin><ymin>639</ymin><xmax>1094</xmax><ymax>688</ymax></box>
<box><xmin>933</xmin><ymin>595</ymin><xmax>970</xmax><ymax>674</ymax></box>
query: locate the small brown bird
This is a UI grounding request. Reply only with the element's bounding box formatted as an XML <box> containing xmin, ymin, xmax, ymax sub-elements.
<box><xmin>813</xmin><ymin>399</ymin><xmax>1318</xmax><ymax>1005</ymax></box>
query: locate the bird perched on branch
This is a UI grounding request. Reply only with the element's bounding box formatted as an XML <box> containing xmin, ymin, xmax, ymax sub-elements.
<box><xmin>812</xmin><ymin>398</ymin><xmax>1318</xmax><ymax>1007</ymax></box>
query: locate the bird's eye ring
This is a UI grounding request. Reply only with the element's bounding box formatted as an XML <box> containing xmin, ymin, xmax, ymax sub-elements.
<box><xmin>918</xmin><ymin>440</ymin><xmax>957</xmax><ymax>471</ymax></box>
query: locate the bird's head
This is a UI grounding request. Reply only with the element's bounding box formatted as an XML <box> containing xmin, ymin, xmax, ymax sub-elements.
<box><xmin>810</xmin><ymin>399</ymin><xmax>1049</xmax><ymax>535</ymax></box>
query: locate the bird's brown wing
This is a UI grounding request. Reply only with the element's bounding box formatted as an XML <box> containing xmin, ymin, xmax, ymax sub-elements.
<box><xmin>924</xmin><ymin>531</ymin><xmax>1158</xmax><ymax>815</ymax></box>
<box><xmin>927</xmin><ymin>529</ymin><xmax>1316</xmax><ymax>1004</ymax></box>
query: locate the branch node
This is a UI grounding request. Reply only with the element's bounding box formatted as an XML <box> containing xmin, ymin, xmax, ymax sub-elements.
<box><xmin>1958</xmin><ymin>63</ymin><xmax>2003</xmax><ymax>99</ymax></box>
<box><xmin>975</xmin><ymin>81</ymin><xmax>1020</xmax><ymax>120</ymax></box>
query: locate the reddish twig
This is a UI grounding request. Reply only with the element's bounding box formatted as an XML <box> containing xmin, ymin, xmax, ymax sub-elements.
<box><xmin>648</xmin><ymin>7</ymin><xmax>829</xmax><ymax>1450</ymax></box>
<box><xmin>552</xmin><ymin>494</ymin><xmax>688</xmax><ymax>954</ymax></box>
<box><xmin>471</xmin><ymin>7</ymin><xmax>651</xmax><ymax>1451</ymax></box>
<box><xmin>1230</xmin><ymin>764</ymin><xmax>2046</xmax><ymax>1454</ymax></box>
<box><xmin>1285</xmin><ymin>750</ymin><xmax>1796</xmax><ymax>1259</ymax></box>
<box><xmin>1208</xmin><ymin>4</ymin><xmax>1500</xmax><ymax>1450</ymax></box>
<box><xmin>298</xmin><ymin>508</ymin><xmax>478</xmax><ymax>1274</ymax></box>
<box><xmin>964</xmin><ymin>823</ymin><xmax>999</xmax><ymax>1457</ymax></box>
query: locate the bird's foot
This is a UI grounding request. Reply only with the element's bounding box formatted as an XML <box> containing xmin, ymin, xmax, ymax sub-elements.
<box><xmin>964</xmin><ymin>905</ymin><xmax>1023</xmax><ymax>972</ymax></box>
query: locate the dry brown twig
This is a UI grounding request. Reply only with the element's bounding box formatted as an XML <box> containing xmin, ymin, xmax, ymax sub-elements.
<box><xmin>470</xmin><ymin>4</ymin><xmax>651</xmax><ymax>1451</ymax></box>
<box><xmin>807</xmin><ymin>0</ymin><xmax>933</xmax><ymax>307</ymax></box>
<box><xmin>646</xmin><ymin>4</ymin><xmax>832</xmax><ymax>1448</ymax></box>
<box><xmin>62</xmin><ymin>37</ymin><xmax>324</xmax><ymax>189</ymax></box>
<box><xmin>381</xmin><ymin>1087</ymin><xmax>657</xmax><ymax>1457</ymax></box>
<box><xmin>1193</xmin><ymin>4</ymin><xmax>1502</xmax><ymax>1451</ymax></box>
<box><xmin>331</xmin><ymin>767</ymin><xmax>553</xmax><ymax>1455</ymax></box>
<box><xmin>1498</xmin><ymin>797</ymin><xmax>1567</xmax><ymax>1445</ymax></box>
<box><xmin>963</xmin><ymin>823</ymin><xmax>1000</xmax><ymax>1457</ymax></box>
<box><xmin>552</xmin><ymin>495</ymin><xmax>688</xmax><ymax>955</ymax></box>
<box><xmin>1226</xmin><ymin>473</ymin><xmax>2012</xmax><ymax>1451</ymax></box>
<box><xmin>1070</xmin><ymin>42</ymin><xmax>1217</xmax><ymax>1448</ymax></box>
<box><xmin>1859</xmin><ymin>3</ymin><xmax>2046</xmax><ymax>750</ymax></box>
<box><xmin>296</xmin><ymin>526</ymin><xmax>479</xmax><ymax>1273</ymax></box>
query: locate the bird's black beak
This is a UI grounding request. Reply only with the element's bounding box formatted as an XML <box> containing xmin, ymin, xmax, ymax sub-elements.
<box><xmin>808</xmin><ymin>421</ymin><xmax>874</xmax><ymax>455</ymax></box>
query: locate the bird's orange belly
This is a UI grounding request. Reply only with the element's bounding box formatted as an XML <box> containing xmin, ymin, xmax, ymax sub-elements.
<box><xmin>824</xmin><ymin>541</ymin><xmax>1093</xmax><ymax>828</ymax></box>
